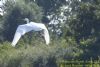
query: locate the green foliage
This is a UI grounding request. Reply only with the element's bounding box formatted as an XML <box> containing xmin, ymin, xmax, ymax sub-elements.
<box><xmin>0</xmin><ymin>0</ymin><xmax>100</xmax><ymax>66</ymax></box>
<box><xmin>62</xmin><ymin>1</ymin><xmax>100</xmax><ymax>59</ymax></box>
<box><xmin>0</xmin><ymin>37</ymin><xmax>82</xmax><ymax>67</ymax></box>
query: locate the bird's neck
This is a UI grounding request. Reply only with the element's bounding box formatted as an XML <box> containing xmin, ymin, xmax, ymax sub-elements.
<box><xmin>26</xmin><ymin>20</ymin><xmax>29</xmax><ymax>23</ymax></box>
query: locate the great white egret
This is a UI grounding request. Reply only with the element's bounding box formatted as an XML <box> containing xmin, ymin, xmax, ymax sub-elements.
<box><xmin>11</xmin><ymin>18</ymin><xmax>50</xmax><ymax>47</ymax></box>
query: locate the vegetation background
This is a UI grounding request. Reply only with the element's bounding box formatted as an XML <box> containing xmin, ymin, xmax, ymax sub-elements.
<box><xmin>0</xmin><ymin>0</ymin><xmax>100</xmax><ymax>67</ymax></box>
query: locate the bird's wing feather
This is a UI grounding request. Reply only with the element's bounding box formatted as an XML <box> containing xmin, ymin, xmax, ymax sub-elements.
<box><xmin>11</xmin><ymin>31</ymin><xmax>22</xmax><ymax>47</ymax></box>
<box><xmin>11</xmin><ymin>25</ymin><xmax>27</xmax><ymax>47</ymax></box>
<box><xmin>43</xmin><ymin>25</ymin><xmax>50</xmax><ymax>45</ymax></box>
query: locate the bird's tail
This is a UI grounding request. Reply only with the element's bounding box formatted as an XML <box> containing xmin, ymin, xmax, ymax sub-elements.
<box><xmin>11</xmin><ymin>32</ymin><xmax>22</xmax><ymax>47</ymax></box>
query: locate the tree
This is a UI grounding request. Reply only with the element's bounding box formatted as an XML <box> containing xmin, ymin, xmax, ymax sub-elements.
<box><xmin>65</xmin><ymin>0</ymin><xmax>100</xmax><ymax>59</ymax></box>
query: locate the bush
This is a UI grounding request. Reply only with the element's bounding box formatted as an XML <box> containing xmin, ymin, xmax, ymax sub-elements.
<box><xmin>0</xmin><ymin>38</ymin><xmax>82</xmax><ymax>67</ymax></box>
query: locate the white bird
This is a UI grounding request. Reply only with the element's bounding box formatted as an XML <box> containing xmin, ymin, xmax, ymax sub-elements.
<box><xmin>11</xmin><ymin>18</ymin><xmax>50</xmax><ymax>47</ymax></box>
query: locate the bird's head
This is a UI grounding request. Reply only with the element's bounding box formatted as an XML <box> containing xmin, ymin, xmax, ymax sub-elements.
<box><xmin>23</xmin><ymin>18</ymin><xmax>29</xmax><ymax>23</ymax></box>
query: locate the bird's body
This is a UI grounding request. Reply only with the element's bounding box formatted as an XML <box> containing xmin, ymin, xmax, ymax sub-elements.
<box><xmin>11</xmin><ymin>20</ymin><xmax>50</xmax><ymax>47</ymax></box>
<box><xmin>17</xmin><ymin>22</ymin><xmax>44</xmax><ymax>35</ymax></box>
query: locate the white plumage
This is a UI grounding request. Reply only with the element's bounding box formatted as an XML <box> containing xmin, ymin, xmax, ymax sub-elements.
<box><xmin>11</xmin><ymin>18</ymin><xmax>50</xmax><ymax>47</ymax></box>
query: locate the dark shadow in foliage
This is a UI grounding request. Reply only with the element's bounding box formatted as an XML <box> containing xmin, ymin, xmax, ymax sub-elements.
<box><xmin>7</xmin><ymin>58</ymin><xmax>22</xmax><ymax>67</ymax></box>
<box><xmin>35</xmin><ymin>0</ymin><xmax>66</xmax><ymax>15</ymax></box>
<box><xmin>33</xmin><ymin>57</ymin><xmax>57</xmax><ymax>67</ymax></box>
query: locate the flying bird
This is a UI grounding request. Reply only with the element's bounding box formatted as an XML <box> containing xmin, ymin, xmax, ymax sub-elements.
<box><xmin>11</xmin><ymin>18</ymin><xmax>50</xmax><ymax>47</ymax></box>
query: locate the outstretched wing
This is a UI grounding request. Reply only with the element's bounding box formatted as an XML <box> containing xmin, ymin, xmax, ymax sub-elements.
<box><xmin>11</xmin><ymin>25</ymin><xmax>28</xmax><ymax>47</ymax></box>
<box><xmin>32</xmin><ymin>22</ymin><xmax>50</xmax><ymax>45</ymax></box>
<box><xmin>42</xmin><ymin>25</ymin><xmax>50</xmax><ymax>45</ymax></box>
<box><xmin>11</xmin><ymin>30</ymin><xmax>22</xmax><ymax>47</ymax></box>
